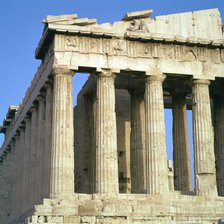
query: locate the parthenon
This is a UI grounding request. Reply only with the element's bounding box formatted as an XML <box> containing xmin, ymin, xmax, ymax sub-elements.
<box><xmin>1</xmin><ymin>8</ymin><xmax>224</xmax><ymax>224</ymax></box>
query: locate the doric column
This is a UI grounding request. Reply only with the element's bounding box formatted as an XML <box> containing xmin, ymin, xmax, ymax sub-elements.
<box><xmin>50</xmin><ymin>68</ymin><xmax>74</xmax><ymax>197</ymax></box>
<box><xmin>8</xmin><ymin>140</ymin><xmax>15</xmax><ymax>215</ymax></box>
<box><xmin>192</xmin><ymin>79</ymin><xmax>217</xmax><ymax>196</ymax></box>
<box><xmin>95</xmin><ymin>69</ymin><xmax>119</xmax><ymax>195</ymax></box>
<box><xmin>145</xmin><ymin>70</ymin><xmax>169</xmax><ymax>194</ymax></box>
<box><xmin>129</xmin><ymin>88</ymin><xmax>146</xmax><ymax>193</ymax></box>
<box><xmin>213</xmin><ymin>96</ymin><xmax>224</xmax><ymax>196</ymax></box>
<box><xmin>36</xmin><ymin>95</ymin><xmax>46</xmax><ymax>203</ymax></box>
<box><xmin>18</xmin><ymin>126</ymin><xmax>25</xmax><ymax>214</ymax></box>
<box><xmin>172</xmin><ymin>93</ymin><xmax>192</xmax><ymax>191</ymax></box>
<box><xmin>23</xmin><ymin>116</ymin><xmax>31</xmax><ymax>211</ymax></box>
<box><xmin>43</xmin><ymin>81</ymin><xmax>53</xmax><ymax>198</ymax></box>
<box><xmin>29</xmin><ymin>106</ymin><xmax>38</xmax><ymax>206</ymax></box>
<box><xmin>13</xmin><ymin>133</ymin><xmax>20</xmax><ymax>215</ymax></box>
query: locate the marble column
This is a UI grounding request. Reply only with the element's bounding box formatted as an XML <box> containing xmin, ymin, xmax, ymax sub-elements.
<box><xmin>8</xmin><ymin>140</ymin><xmax>15</xmax><ymax>215</ymax></box>
<box><xmin>36</xmin><ymin>95</ymin><xmax>46</xmax><ymax>203</ymax></box>
<box><xmin>192</xmin><ymin>79</ymin><xmax>217</xmax><ymax>196</ymax></box>
<box><xmin>172</xmin><ymin>93</ymin><xmax>192</xmax><ymax>191</ymax></box>
<box><xmin>145</xmin><ymin>71</ymin><xmax>169</xmax><ymax>194</ymax></box>
<box><xmin>129</xmin><ymin>88</ymin><xmax>146</xmax><ymax>193</ymax></box>
<box><xmin>95</xmin><ymin>69</ymin><xmax>119</xmax><ymax>195</ymax></box>
<box><xmin>2</xmin><ymin>153</ymin><xmax>9</xmax><ymax>218</ymax></box>
<box><xmin>29</xmin><ymin>105</ymin><xmax>38</xmax><ymax>206</ymax></box>
<box><xmin>213</xmin><ymin>96</ymin><xmax>224</xmax><ymax>196</ymax></box>
<box><xmin>13</xmin><ymin>133</ymin><xmax>20</xmax><ymax>215</ymax></box>
<box><xmin>18</xmin><ymin>126</ymin><xmax>25</xmax><ymax>214</ymax></box>
<box><xmin>50</xmin><ymin>68</ymin><xmax>74</xmax><ymax>197</ymax></box>
<box><xmin>43</xmin><ymin>81</ymin><xmax>53</xmax><ymax>198</ymax></box>
<box><xmin>10</xmin><ymin>138</ymin><xmax>16</xmax><ymax>215</ymax></box>
<box><xmin>23</xmin><ymin>116</ymin><xmax>31</xmax><ymax>211</ymax></box>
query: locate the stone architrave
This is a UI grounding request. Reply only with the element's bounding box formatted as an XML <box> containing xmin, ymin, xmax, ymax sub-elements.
<box><xmin>145</xmin><ymin>69</ymin><xmax>169</xmax><ymax>194</ymax></box>
<box><xmin>192</xmin><ymin>79</ymin><xmax>217</xmax><ymax>196</ymax></box>
<box><xmin>29</xmin><ymin>106</ymin><xmax>38</xmax><ymax>206</ymax></box>
<box><xmin>129</xmin><ymin>88</ymin><xmax>146</xmax><ymax>193</ymax></box>
<box><xmin>36</xmin><ymin>95</ymin><xmax>46</xmax><ymax>203</ymax></box>
<box><xmin>43</xmin><ymin>81</ymin><xmax>53</xmax><ymax>198</ymax></box>
<box><xmin>213</xmin><ymin>96</ymin><xmax>224</xmax><ymax>196</ymax></box>
<box><xmin>50</xmin><ymin>68</ymin><xmax>75</xmax><ymax>198</ymax></box>
<box><xmin>95</xmin><ymin>69</ymin><xmax>119</xmax><ymax>195</ymax></box>
<box><xmin>172</xmin><ymin>93</ymin><xmax>192</xmax><ymax>191</ymax></box>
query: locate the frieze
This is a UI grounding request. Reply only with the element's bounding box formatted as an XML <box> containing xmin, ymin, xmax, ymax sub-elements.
<box><xmin>58</xmin><ymin>35</ymin><xmax>224</xmax><ymax>63</ymax></box>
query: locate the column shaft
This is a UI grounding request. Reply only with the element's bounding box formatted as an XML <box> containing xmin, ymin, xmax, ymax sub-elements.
<box><xmin>214</xmin><ymin>96</ymin><xmax>224</xmax><ymax>196</ymax></box>
<box><xmin>23</xmin><ymin>117</ymin><xmax>31</xmax><ymax>211</ymax></box>
<box><xmin>43</xmin><ymin>82</ymin><xmax>53</xmax><ymax>198</ymax></box>
<box><xmin>18</xmin><ymin>128</ymin><xmax>25</xmax><ymax>214</ymax></box>
<box><xmin>36</xmin><ymin>96</ymin><xmax>45</xmax><ymax>203</ymax></box>
<box><xmin>172</xmin><ymin>94</ymin><xmax>192</xmax><ymax>191</ymax></box>
<box><xmin>50</xmin><ymin>69</ymin><xmax>74</xmax><ymax>197</ymax></box>
<box><xmin>145</xmin><ymin>73</ymin><xmax>169</xmax><ymax>194</ymax></box>
<box><xmin>95</xmin><ymin>70</ymin><xmax>119</xmax><ymax>195</ymax></box>
<box><xmin>29</xmin><ymin>107</ymin><xmax>38</xmax><ymax>206</ymax></box>
<box><xmin>130</xmin><ymin>89</ymin><xmax>146</xmax><ymax>193</ymax></box>
<box><xmin>192</xmin><ymin>79</ymin><xmax>217</xmax><ymax>196</ymax></box>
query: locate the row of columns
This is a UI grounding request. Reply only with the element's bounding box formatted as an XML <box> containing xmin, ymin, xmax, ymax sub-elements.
<box><xmin>0</xmin><ymin>67</ymin><xmax>223</xmax><ymax>220</ymax></box>
<box><xmin>0</xmin><ymin>81</ymin><xmax>54</xmax><ymax>219</ymax></box>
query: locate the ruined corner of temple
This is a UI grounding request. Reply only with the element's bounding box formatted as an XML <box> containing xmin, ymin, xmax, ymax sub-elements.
<box><xmin>1</xmin><ymin>8</ymin><xmax>224</xmax><ymax>224</ymax></box>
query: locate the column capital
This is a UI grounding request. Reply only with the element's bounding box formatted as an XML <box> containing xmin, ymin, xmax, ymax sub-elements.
<box><xmin>37</xmin><ymin>94</ymin><xmax>45</xmax><ymax>103</ymax></box>
<box><xmin>52</xmin><ymin>68</ymin><xmax>74</xmax><ymax>77</ymax></box>
<box><xmin>96</xmin><ymin>69</ymin><xmax>116</xmax><ymax>79</ymax></box>
<box><xmin>146</xmin><ymin>74</ymin><xmax>166</xmax><ymax>83</ymax></box>
<box><xmin>193</xmin><ymin>79</ymin><xmax>210</xmax><ymax>86</ymax></box>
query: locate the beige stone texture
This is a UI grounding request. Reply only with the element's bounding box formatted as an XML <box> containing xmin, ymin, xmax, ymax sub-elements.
<box><xmin>0</xmin><ymin>8</ymin><xmax>224</xmax><ymax>224</ymax></box>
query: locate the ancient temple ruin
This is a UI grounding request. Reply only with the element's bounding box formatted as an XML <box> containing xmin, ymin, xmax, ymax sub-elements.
<box><xmin>0</xmin><ymin>8</ymin><xmax>224</xmax><ymax>224</ymax></box>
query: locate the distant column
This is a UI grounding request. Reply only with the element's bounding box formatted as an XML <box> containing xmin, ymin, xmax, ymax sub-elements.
<box><xmin>43</xmin><ymin>81</ymin><xmax>53</xmax><ymax>198</ymax></box>
<box><xmin>50</xmin><ymin>68</ymin><xmax>74</xmax><ymax>197</ymax></box>
<box><xmin>18</xmin><ymin>126</ymin><xmax>25</xmax><ymax>214</ymax></box>
<box><xmin>145</xmin><ymin>70</ymin><xmax>169</xmax><ymax>194</ymax></box>
<box><xmin>13</xmin><ymin>133</ymin><xmax>20</xmax><ymax>215</ymax></box>
<box><xmin>23</xmin><ymin>116</ymin><xmax>31</xmax><ymax>211</ymax></box>
<box><xmin>8</xmin><ymin>140</ymin><xmax>15</xmax><ymax>215</ymax></box>
<box><xmin>95</xmin><ymin>69</ymin><xmax>119</xmax><ymax>195</ymax></box>
<box><xmin>214</xmin><ymin>96</ymin><xmax>224</xmax><ymax>196</ymax></box>
<box><xmin>172</xmin><ymin>93</ymin><xmax>192</xmax><ymax>191</ymax></box>
<box><xmin>36</xmin><ymin>95</ymin><xmax>46</xmax><ymax>203</ymax></box>
<box><xmin>192</xmin><ymin>79</ymin><xmax>217</xmax><ymax>196</ymax></box>
<box><xmin>29</xmin><ymin>106</ymin><xmax>38</xmax><ymax>206</ymax></box>
<box><xmin>129</xmin><ymin>88</ymin><xmax>146</xmax><ymax>193</ymax></box>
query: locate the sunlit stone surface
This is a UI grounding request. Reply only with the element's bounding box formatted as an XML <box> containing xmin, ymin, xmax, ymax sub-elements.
<box><xmin>0</xmin><ymin>8</ymin><xmax>224</xmax><ymax>224</ymax></box>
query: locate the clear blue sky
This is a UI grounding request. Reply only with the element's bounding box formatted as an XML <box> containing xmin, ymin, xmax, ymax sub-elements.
<box><xmin>0</xmin><ymin>0</ymin><xmax>223</xmax><ymax>159</ymax></box>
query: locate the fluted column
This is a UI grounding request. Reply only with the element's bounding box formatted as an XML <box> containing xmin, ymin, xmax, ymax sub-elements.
<box><xmin>145</xmin><ymin>71</ymin><xmax>169</xmax><ymax>194</ymax></box>
<box><xmin>50</xmin><ymin>68</ymin><xmax>74</xmax><ymax>197</ymax></box>
<box><xmin>36</xmin><ymin>95</ymin><xmax>46</xmax><ymax>203</ymax></box>
<box><xmin>29</xmin><ymin>106</ymin><xmax>38</xmax><ymax>206</ymax></box>
<box><xmin>23</xmin><ymin>116</ymin><xmax>31</xmax><ymax>211</ymax></box>
<box><xmin>43</xmin><ymin>81</ymin><xmax>53</xmax><ymax>198</ymax></box>
<box><xmin>8</xmin><ymin>140</ymin><xmax>15</xmax><ymax>215</ymax></box>
<box><xmin>172</xmin><ymin>93</ymin><xmax>192</xmax><ymax>191</ymax></box>
<box><xmin>129</xmin><ymin>88</ymin><xmax>146</xmax><ymax>193</ymax></box>
<box><xmin>95</xmin><ymin>69</ymin><xmax>119</xmax><ymax>195</ymax></box>
<box><xmin>18</xmin><ymin>126</ymin><xmax>25</xmax><ymax>214</ymax></box>
<box><xmin>13</xmin><ymin>133</ymin><xmax>20</xmax><ymax>215</ymax></box>
<box><xmin>192</xmin><ymin>79</ymin><xmax>217</xmax><ymax>196</ymax></box>
<box><xmin>213</xmin><ymin>96</ymin><xmax>224</xmax><ymax>196</ymax></box>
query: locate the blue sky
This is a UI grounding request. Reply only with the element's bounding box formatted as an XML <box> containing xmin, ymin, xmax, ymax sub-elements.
<box><xmin>0</xmin><ymin>0</ymin><xmax>223</xmax><ymax>166</ymax></box>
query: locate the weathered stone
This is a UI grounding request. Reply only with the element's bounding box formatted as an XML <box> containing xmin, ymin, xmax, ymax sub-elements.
<box><xmin>1</xmin><ymin>8</ymin><xmax>224</xmax><ymax>224</ymax></box>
